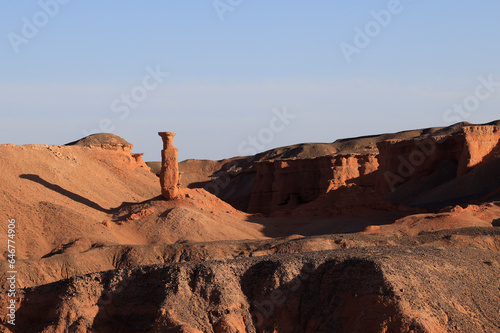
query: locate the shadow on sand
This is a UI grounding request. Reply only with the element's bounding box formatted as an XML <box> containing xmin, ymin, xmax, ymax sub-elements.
<box><xmin>19</xmin><ymin>174</ymin><xmax>164</xmax><ymax>216</ymax></box>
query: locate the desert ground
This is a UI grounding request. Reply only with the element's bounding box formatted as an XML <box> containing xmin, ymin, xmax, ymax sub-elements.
<box><xmin>1</xmin><ymin>121</ymin><xmax>500</xmax><ymax>332</ymax></box>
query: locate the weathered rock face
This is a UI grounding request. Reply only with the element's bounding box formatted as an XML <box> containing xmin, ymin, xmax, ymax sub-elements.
<box><xmin>167</xmin><ymin>126</ymin><xmax>439</xmax><ymax>213</ymax></box>
<box><xmin>158</xmin><ymin>131</ymin><xmax>180</xmax><ymax>200</ymax></box>
<box><xmin>5</xmin><ymin>246</ymin><xmax>500</xmax><ymax>333</ymax></box>
<box><xmin>166</xmin><ymin>121</ymin><xmax>500</xmax><ymax>215</ymax></box>
<box><xmin>66</xmin><ymin>133</ymin><xmax>151</xmax><ymax>170</ymax></box>
<box><xmin>376</xmin><ymin>125</ymin><xmax>500</xmax><ymax>195</ymax></box>
<box><xmin>66</xmin><ymin>133</ymin><xmax>134</xmax><ymax>151</ymax></box>
<box><xmin>460</xmin><ymin>125</ymin><xmax>500</xmax><ymax>170</ymax></box>
<box><xmin>248</xmin><ymin>155</ymin><xmax>379</xmax><ymax>215</ymax></box>
<box><xmin>176</xmin><ymin>157</ymin><xmax>257</xmax><ymax>212</ymax></box>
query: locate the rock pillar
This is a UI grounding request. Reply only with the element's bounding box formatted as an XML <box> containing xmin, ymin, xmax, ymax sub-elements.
<box><xmin>158</xmin><ymin>131</ymin><xmax>179</xmax><ymax>200</ymax></box>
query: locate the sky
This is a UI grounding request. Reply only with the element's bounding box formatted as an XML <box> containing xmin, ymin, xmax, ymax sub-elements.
<box><xmin>1</xmin><ymin>1</ymin><xmax>499</xmax><ymax>162</ymax></box>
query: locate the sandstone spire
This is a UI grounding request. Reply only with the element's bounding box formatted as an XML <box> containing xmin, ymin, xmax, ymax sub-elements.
<box><xmin>158</xmin><ymin>131</ymin><xmax>180</xmax><ymax>200</ymax></box>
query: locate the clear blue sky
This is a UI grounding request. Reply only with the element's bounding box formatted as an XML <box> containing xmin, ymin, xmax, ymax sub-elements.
<box><xmin>1</xmin><ymin>1</ymin><xmax>499</xmax><ymax>161</ymax></box>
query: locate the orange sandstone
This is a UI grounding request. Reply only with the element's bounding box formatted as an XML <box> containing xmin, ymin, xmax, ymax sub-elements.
<box><xmin>158</xmin><ymin>131</ymin><xmax>180</xmax><ymax>200</ymax></box>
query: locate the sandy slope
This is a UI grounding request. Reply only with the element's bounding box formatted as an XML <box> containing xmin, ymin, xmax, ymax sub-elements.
<box><xmin>0</xmin><ymin>143</ymin><xmax>267</xmax><ymax>263</ymax></box>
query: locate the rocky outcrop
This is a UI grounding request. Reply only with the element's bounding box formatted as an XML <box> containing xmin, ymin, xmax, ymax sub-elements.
<box><xmin>176</xmin><ymin>157</ymin><xmax>257</xmax><ymax>212</ymax></box>
<box><xmin>5</xmin><ymin>226</ymin><xmax>500</xmax><ymax>289</ymax></box>
<box><xmin>165</xmin><ymin>122</ymin><xmax>500</xmax><ymax>215</ymax></box>
<box><xmin>460</xmin><ymin>124</ymin><xmax>500</xmax><ymax>170</ymax></box>
<box><xmin>66</xmin><ymin>133</ymin><xmax>134</xmax><ymax>151</ymax></box>
<box><xmin>158</xmin><ymin>132</ymin><xmax>180</xmax><ymax>200</ymax></box>
<box><xmin>4</xmin><ymin>246</ymin><xmax>500</xmax><ymax>332</ymax></box>
<box><xmin>248</xmin><ymin>154</ymin><xmax>378</xmax><ymax>215</ymax></box>
<box><xmin>376</xmin><ymin>124</ymin><xmax>500</xmax><ymax>198</ymax></box>
<box><xmin>66</xmin><ymin>133</ymin><xmax>150</xmax><ymax>170</ymax></box>
<box><xmin>163</xmin><ymin>125</ymin><xmax>444</xmax><ymax>213</ymax></box>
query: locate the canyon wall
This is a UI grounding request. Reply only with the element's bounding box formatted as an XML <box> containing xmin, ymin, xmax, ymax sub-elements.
<box><xmin>172</xmin><ymin>122</ymin><xmax>500</xmax><ymax>215</ymax></box>
<box><xmin>247</xmin><ymin>123</ymin><xmax>500</xmax><ymax>215</ymax></box>
<box><xmin>247</xmin><ymin>155</ymin><xmax>379</xmax><ymax>215</ymax></box>
<box><xmin>460</xmin><ymin>125</ymin><xmax>500</xmax><ymax>170</ymax></box>
<box><xmin>376</xmin><ymin>125</ymin><xmax>500</xmax><ymax>198</ymax></box>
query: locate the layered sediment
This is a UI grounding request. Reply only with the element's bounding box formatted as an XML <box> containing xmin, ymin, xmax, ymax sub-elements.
<box><xmin>248</xmin><ymin>155</ymin><xmax>379</xmax><ymax>215</ymax></box>
<box><xmin>158</xmin><ymin>131</ymin><xmax>180</xmax><ymax>200</ymax></box>
<box><xmin>5</xmin><ymin>246</ymin><xmax>499</xmax><ymax>332</ymax></box>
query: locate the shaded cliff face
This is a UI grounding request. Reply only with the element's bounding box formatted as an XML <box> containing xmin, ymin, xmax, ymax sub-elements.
<box><xmin>155</xmin><ymin>124</ymin><xmax>439</xmax><ymax>213</ymax></box>
<box><xmin>247</xmin><ymin>123</ymin><xmax>500</xmax><ymax>216</ymax></box>
<box><xmin>248</xmin><ymin>155</ymin><xmax>379</xmax><ymax>215</ymax></box>
<box><xmin>3</xmin><ymin>246</ymin><xmax>499</xmax><ymax>333</ymax></box>
<box><xmin>377</xmin><ymin>124</ymin><xmax>500</xmax><ymax>207</ymax></box>
<box><xmin>178</xmin><ymin>157</ymin><xmax>257</xmax><ymax>212</ymax></box>
<box><xmin>174</xmin><ymin>122</ymin><xmax>500</xmax><ymax>215</ymax></box>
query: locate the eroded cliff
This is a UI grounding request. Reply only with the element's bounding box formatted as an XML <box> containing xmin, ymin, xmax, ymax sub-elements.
<box><xmin>3</xmin><ymin>246</ymin><xmax>499</xmax><ymax>333</ymax></box>
<box><xmin>248</xmin><ymin>155</ymin><xmax>379</xmax><ymax>215</ymax></box>
<box><xmin>179</xmin><ymin>121</ymin><xmax>500</xmax><ymax>215</ymax></box>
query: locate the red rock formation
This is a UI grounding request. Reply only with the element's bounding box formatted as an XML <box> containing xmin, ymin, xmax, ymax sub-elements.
<box><xmin>6</xmin><ymin>245</ymin><xmax>500</xmax><ymax>333</ymax></box>
<box><xmin>158</xmin><ymin>131</ymin><xmax>180</xmax><ymax>200</ymax></box>
<box><xmin>375</xmin><ymin>137</ymin><xmax>443</xmax><ymax>194</ymax></box>
<box><xmin>247</xmin><ymin>124</ymin><xmax>500</xmax><ymax>216</ymax></box>
<box><xmin>248</xmin><ymin>154</ymin><xmax>378</xmax><ymax>215</ymax></box>
<box><xmin>375</xmin><ymin>125</ymin><xmax>500</xmax><ymax>194</ymax></box>
<box><xmin>460</xmin><ymin>125</ymin><xmax>500</xmax><ymax>171</ymax></box>
<box><xmin>66</xmin><ymin>133</ymin><xmax>151</xmax><ymax>170</ymax></box>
